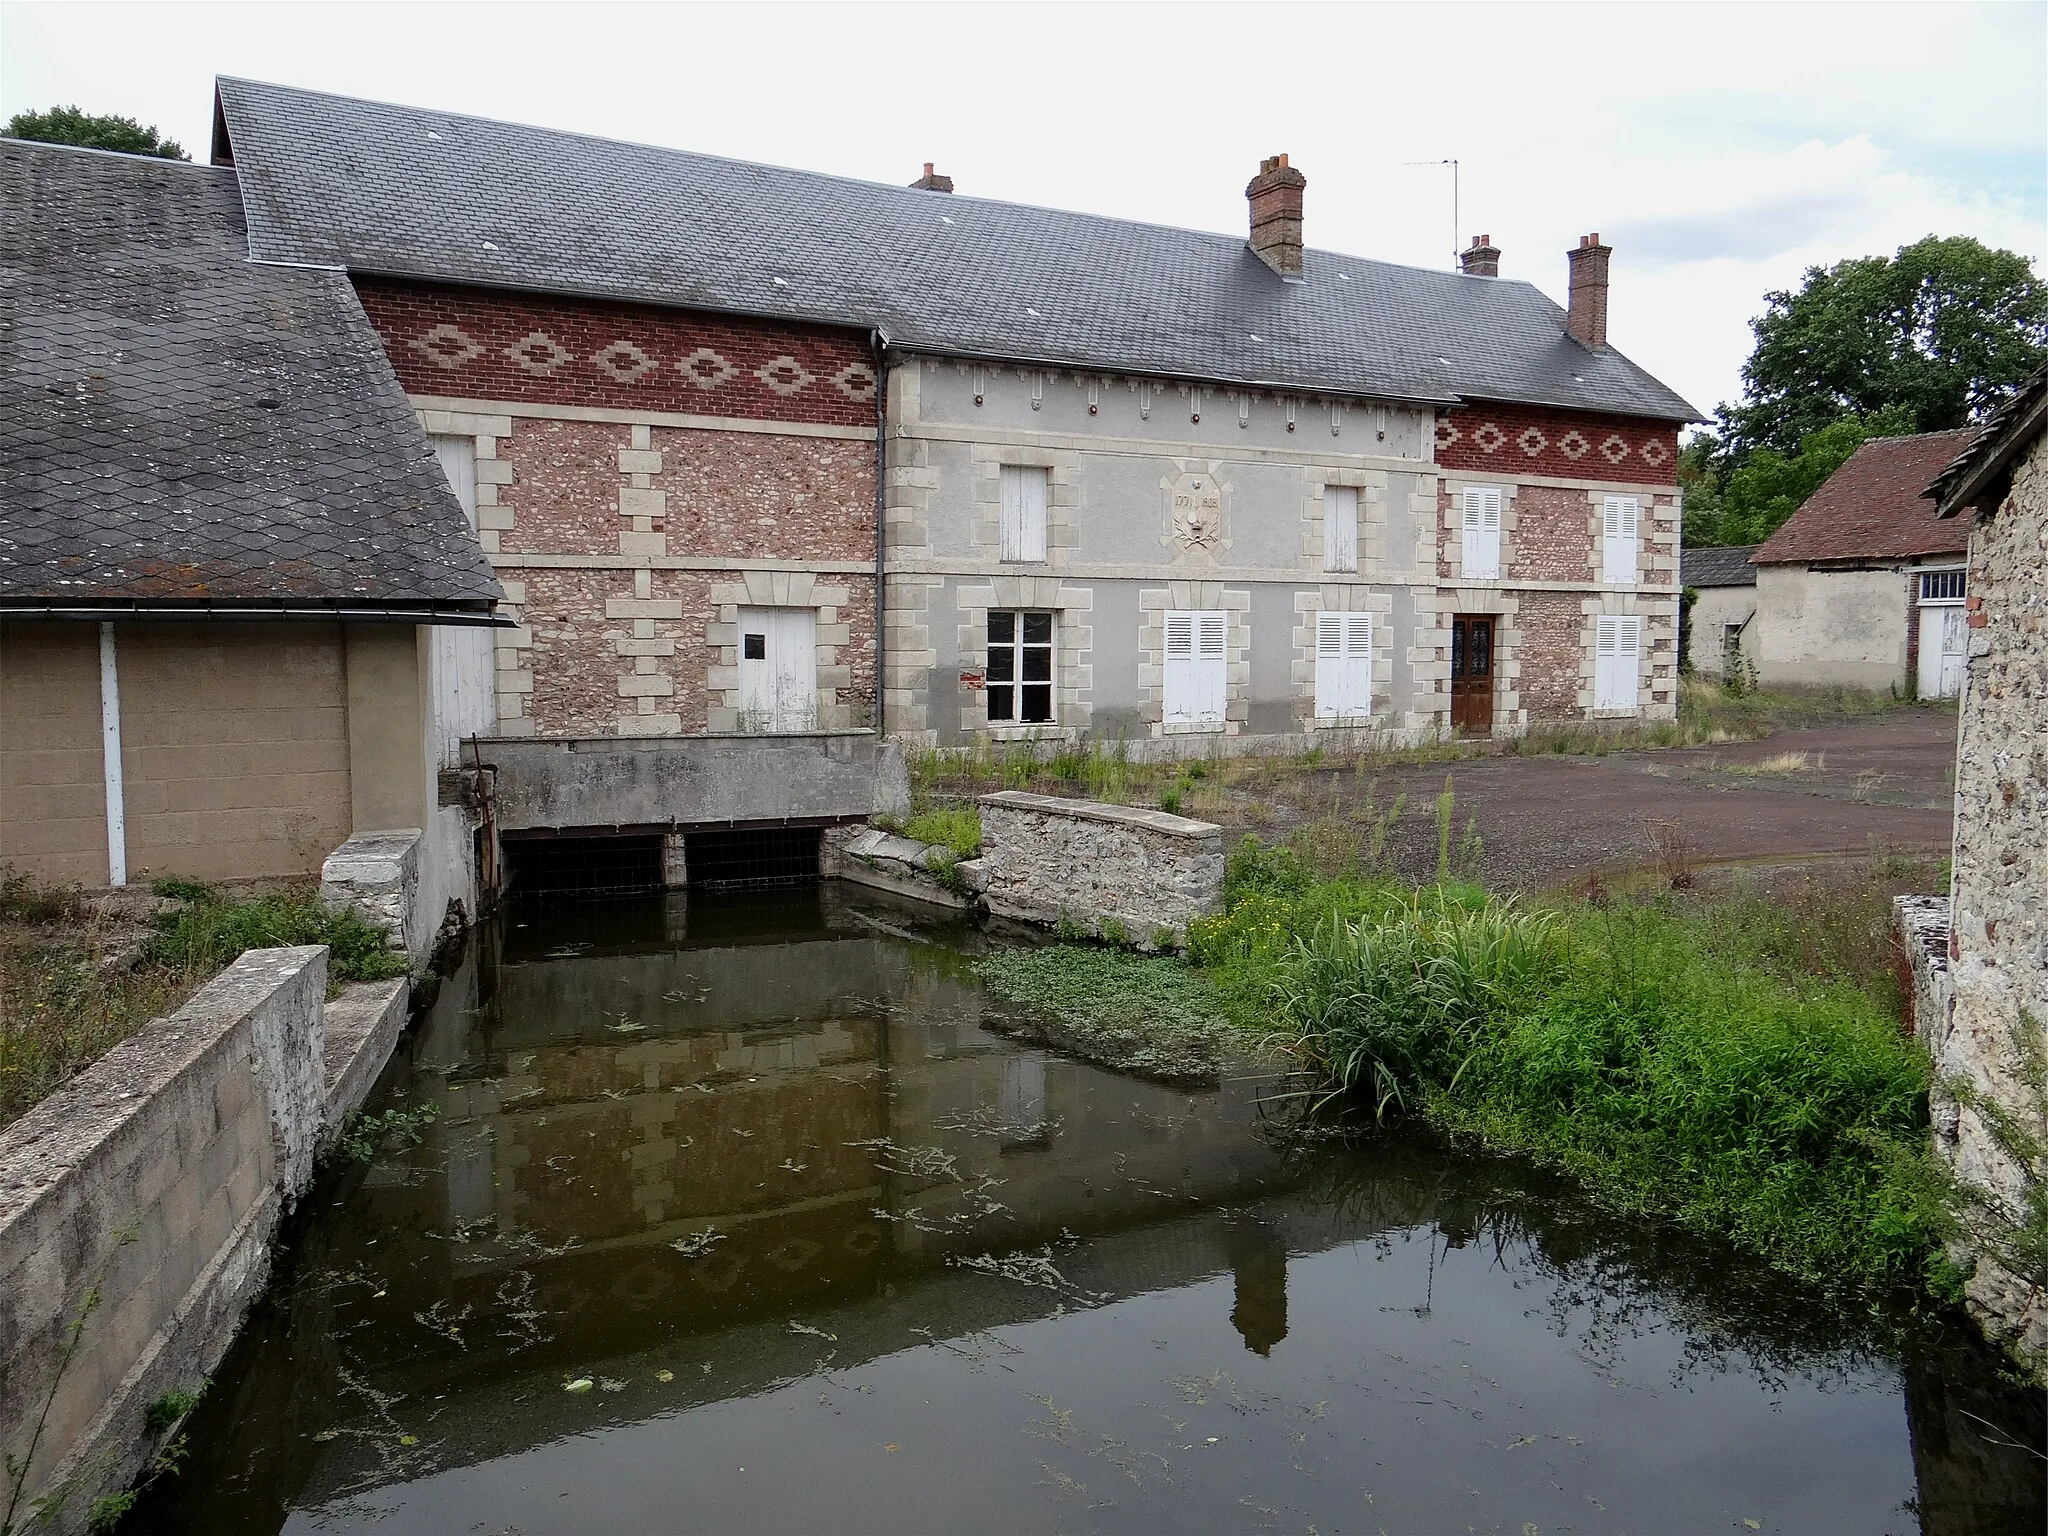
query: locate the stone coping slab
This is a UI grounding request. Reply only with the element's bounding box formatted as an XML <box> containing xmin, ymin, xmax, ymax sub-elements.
<box><xmin>978</xmin><ymin>790</ymin><xmax>1221</xmax><ymax>841</ymax></box>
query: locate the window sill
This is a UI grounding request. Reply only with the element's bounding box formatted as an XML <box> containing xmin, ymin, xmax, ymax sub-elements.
<box><xmin>1158</xmin><ymin>721</ymin><xmax>1232</xmax><ymax>736</ymax></box>
<box><xmin>984</xmin><ymin>724</ymin><xmax>1075</xmax><ymax>744</ymax></box>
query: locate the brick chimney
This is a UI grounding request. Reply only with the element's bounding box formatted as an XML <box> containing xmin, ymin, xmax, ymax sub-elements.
<box><xmin>1459</xmin><ymin>234</ymin><xmax>1500</xmax><ymax>278</ymax></box>
<box><xmin>1566</xmin><ymin>233</ymin><xmax>1611</xmax><ymax>348</ymax></box>
<box><xmin>909</xmin><ymin>162</ymin><xmax>953</xmax><ymax>193</ymax></box>
<box><xmin>1245</xmin><ymin>154</ymin><xmax>1306</xmax><ymax>278</ymax></box>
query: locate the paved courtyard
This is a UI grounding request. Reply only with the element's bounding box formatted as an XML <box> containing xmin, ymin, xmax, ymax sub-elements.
<box><xmin>1226</xmin><ymin>707</ymin><xmax>1959</xmax><ymax>890</ymax></box>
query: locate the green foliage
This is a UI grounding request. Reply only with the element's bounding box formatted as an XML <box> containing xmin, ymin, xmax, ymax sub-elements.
<box><xmin>1726</xmin><ymin>236</ymin><xmax>2047</xmax><ymax>458</ymax></box>
<box><xmin>336</xmin><ymin>1101</ymin><xmax>441</xmax><ymax>1164</ymax></box>
<box><xmin>149</xmin><ymin>890</ymin><xmax>409</xmax><ymax>984</ymax></box>
<box><xmin>143</xmin><ymin>1381</ymin><xmax>209</xmax><ymax>1436</ymax></box>
<box><xmin>1157</xmin><ymin>784</ymin><xmax>1183</xmax><ymax>814</ymax></box>
<box><xmin>0</xmin><ymin>868</ymin><xmax>90</xmax><ymax>925</ymax></box>
<box><xmin>903</xmin><ymin>806</ymin><xmax>982</xmax><ymax>859</ymax></box>
<box><xmin>1263</xmin><ymin>884</ymin><xmax>1953</xmax><ymax>1294</ymax></box>
<box><xmin>975</xmin><ymin>944</ymin><xmax>1237</xmax><ymax>1084</ymax></box>
<box><xmin>148</xmin><ymin>876</ymin><xmax>214</xmax><ymax>903</ymax></box>
<box><xmin>5</xmin><ymin>105</ymin><xmax>187</xmax><ymax>159</ymax></box>
<box><xmin>1685</xmin><ymin>411</ymin><xmax>1915</xmax><ymax>548</ymax></box>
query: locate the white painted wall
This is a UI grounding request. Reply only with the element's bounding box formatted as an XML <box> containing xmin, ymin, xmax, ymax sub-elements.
<box><xmin>1751</xmin><ymin>564</ymin><xmax>1909</xmax><ymax>690</ymax></box>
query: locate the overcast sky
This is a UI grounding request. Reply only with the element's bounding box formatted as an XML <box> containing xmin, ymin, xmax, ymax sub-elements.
<box><xmin>4</xmin><ymin>1</ymin><xmax>2042</xmax><ymax>424</ymax></box>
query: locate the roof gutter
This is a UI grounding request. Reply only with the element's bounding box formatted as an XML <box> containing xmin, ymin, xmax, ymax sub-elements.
<box><xmin>0</xmin><ymin>599</ymin><xmax>511</xmax><ymax>626</ymax></box>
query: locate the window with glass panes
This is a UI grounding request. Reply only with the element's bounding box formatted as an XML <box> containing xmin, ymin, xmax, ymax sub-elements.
<box><xmin>987</xmin><ymin>611</ymin><xmax>1054</xmax><ymax>723</ymax></box>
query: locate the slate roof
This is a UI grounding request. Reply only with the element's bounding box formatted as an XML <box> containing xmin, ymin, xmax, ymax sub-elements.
<box><xmin>1926</xmin><ymin>366</ymin><xmax>2048</xmax><ymax>519</ymax></box>
<box><xmin>0</xmin><ymin>140</ymin><xmax>501</xmax><ymax>620</ymax></box>
<box><xmin>211</xmin><ymin>77</ymin><xmax>1700</xmax><ymax>424</ymax></box>
<box><xmin>1679</xmin><ymin>544</ymin><xmax>1758</xmax><ymax>587</ymax></box>
<box><xmin>1752</xmin><ymin>431</ymin><xmax>1976</xmax><ymax>566</ymax></box>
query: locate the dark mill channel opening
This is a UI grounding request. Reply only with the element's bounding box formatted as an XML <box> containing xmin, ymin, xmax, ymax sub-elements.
<box><xmin>501</xmin><ymin>824</ymin><xmax>824</xmax><ymax>901</ymax></box>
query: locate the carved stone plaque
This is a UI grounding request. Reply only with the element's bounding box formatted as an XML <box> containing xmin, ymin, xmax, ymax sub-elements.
<box><xmin>1162</xmin><ymin>469</ymin><xmax>1229</xmax><ymax>562</ymax></box>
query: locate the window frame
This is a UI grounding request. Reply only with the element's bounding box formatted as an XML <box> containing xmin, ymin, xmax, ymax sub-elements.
<box><xmin>986</xmin><ymin>609</ymin><xmax>1056</xmax><ymax>725</ymax></box>
<box><xmin>1917</xmin><ymin>567</ymin><xmax>1966</xmax><ymax>604</ymax></box>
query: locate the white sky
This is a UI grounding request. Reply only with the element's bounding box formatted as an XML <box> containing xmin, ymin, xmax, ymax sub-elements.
<box><xmin>4</xmin><ymin>1</ymin><xmax>2043</xmax><ymax>424</ymax></box>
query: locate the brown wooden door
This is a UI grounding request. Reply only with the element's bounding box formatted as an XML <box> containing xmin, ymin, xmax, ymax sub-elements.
<box><xmin>1450</xmin><ymin>614</ymin><xmax>1494</xmax><ymax>734</ymax></box>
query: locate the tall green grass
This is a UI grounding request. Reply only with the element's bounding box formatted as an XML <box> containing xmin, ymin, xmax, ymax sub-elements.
<box><xmin>148</xmin><ymin>884</ymin><xmax>410</xmax><ymax>983</ymax></box>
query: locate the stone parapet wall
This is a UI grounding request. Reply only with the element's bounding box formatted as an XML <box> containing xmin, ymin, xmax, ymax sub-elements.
<box><xmin>0</xmin><ymin>951</ymin><xmax>414</xmax><ymax>1531</ymax></box>
<box><xmin>320</xmin><ymin>828</ymin><xmax>423</xmax><ymax>956</ymax></box>
<box><xmin>976</xmin><ymin>791</ymin><xmax>1223</xmax><ymax>946</ymax></box>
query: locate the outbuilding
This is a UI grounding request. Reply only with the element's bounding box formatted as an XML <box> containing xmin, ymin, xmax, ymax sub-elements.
<box><xmin>1748</xmin><ymin>430</ymin><xmax>1975</xmax><ymax>697</ymax></box>
<box><xmin>0</xmin><ymin>141</ymin><xmax>502</xmax><ymax>940</ymax></box>
<box><xmin>1678</xmin><ymin>544</ymin><xmax>1757</xmax><ymax>680</ymax></box>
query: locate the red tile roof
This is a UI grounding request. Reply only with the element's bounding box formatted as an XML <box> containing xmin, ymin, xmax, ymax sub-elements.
<box><xmin>1753</xmin><ymin>430</ymin><xmax>1975</xmax><ymax>564</ymax></box>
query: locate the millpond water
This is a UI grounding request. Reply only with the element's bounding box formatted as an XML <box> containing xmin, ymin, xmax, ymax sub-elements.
<box><xmin>133</xmin><ymin>886</ymin><xmax>2043</xmax><ymax>1534</ymax></box>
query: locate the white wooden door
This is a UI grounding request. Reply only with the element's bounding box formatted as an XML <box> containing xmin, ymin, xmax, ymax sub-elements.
<box><xmin>1918</xmin><ymin>607</ymin><xmax>1967</xmax><ymax>700</ymax></box>
<box><xmin>737</xmin><ymin>607</ymin><xmax>818</xmax><ymax>732</ymax></box>
<box><xmin>1314</xmin><ymin>612</ymin><xmax>1373</xmax><ymax>719</ymax></box>
<box><xmin>1163</xmin><ymin>610</ymin><xmax>1227</xmax><ymax>724</ymax></box>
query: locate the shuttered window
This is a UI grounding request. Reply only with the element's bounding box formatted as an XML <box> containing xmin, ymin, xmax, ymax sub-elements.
<box><xmin>1323</xmin><ymin>485</ymin><xmax>1359</xmax><ymax>572</ymax></box>
<box><xmin>1595</xmin><ymin>616</ymin><xmax>1642</xmax><ymax>710</ymax></box>
<box><xmin>430</xmin><ymin>434</ymin><xmax>478</xmax><ymax>529</ymax></box>
<box><xmin>1000</xmin><ymin>465</ymin><xmax>1049</xmax><ymax>563</ymax></box>
<box><xmin>987</xmin><ymin>611</ymin><xmax>1054</xmax><ymax>723</ymax></box>
<box><xmin>1601</xmin><ymin>496</ymin><xmax>1640</xmax><ymax>584</ymax></box>
<box><xmin>1461</xmin><ymin>487</ymin><xmax>1502</xmax><ymax>580</ymax></box>
<box><xmin>1314</xmin><ymin>612</ymin><xmax>1373</xmax><ymax>719</ymax></box>
<box><xmin>1163</xmin><ymin>610</ymin><xmax>1227</xmax><ymax>724</ymax></box>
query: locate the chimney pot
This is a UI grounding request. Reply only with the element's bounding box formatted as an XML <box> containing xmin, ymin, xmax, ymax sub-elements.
<box><xmin>1245</xmin><ymin>152</ymin><xmax>1307</xmax><ymax>279</ymax></box>
<box><xmin>910</xmin><ymin>162</ymin><xmax>954</xmax><ymax>193</ymax></box>
<box><xmin>1566</xmin><ymin>232</ymin><xmax>1612</xmax><ymax>349</ymax></box>
<box><xmin>1460</xmin><ymin>233</ymin><xmax>1501</xmax><ymax>279</ymax></box>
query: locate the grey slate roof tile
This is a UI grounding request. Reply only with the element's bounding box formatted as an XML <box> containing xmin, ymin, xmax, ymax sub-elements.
<box><xmin>1679</xmin><ymin>544</ymin><xmax>1758</xmax><ymax>588</ymax></box>
<box><xmin>213</xmin><ymin>78</ymin><xmax>1701</xmax><ymax>425</ymax></box>
<box><xmin>0</xmin><ymin>140</ymin><xmax>501</xmax><ymax>616</ymax></box>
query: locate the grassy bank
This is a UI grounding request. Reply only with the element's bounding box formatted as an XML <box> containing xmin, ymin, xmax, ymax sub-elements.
<box><xmin>0</xmin><ymin>873</ymin><xmax>407</xmax><ymax>1131</ymax></box>
<box><xmin>983</xmin><ymin>840</ymin><xmax>1961</xmax><ymax>1300</ymax></box>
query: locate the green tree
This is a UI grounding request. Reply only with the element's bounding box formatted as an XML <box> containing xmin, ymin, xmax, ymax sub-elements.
<box><xmin>3</xmin><ymin>105</ymin><xmax>187</xmax><ymax>160</ymax></box>
<box><xmin>1725</xmin><ymin>236</ymin><xmax>2046</xmax><ymax>458</ymax></box>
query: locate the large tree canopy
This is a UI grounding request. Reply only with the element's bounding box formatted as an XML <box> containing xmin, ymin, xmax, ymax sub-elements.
<box><xmin>1724</xmin><ymin>236</ymin><xmax>2046</xmax><ymax>458</ymax></box>
<box><xmin>1686</xmin><ymin>236</ymin><xmax>2045</xmax><ymax>546</ymax></box>
<box><xmin>4</xmin><ymin>105</ymin><xmax>187</xmax><ymax>160</ymax></box>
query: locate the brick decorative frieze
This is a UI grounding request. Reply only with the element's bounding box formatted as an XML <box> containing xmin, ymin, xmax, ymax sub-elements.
<box><xmin>1436</xmin><ymin>402</ymin><xmax>1679</xmax><ymax>485</ymax></box>
<box><xmin>357</xmin><ymin>278</ymin><xmax>876</xmax><ymax>427</ymax></box>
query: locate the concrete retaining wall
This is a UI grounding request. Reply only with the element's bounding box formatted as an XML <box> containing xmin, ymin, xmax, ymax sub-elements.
<box><xmin>482</xmin><ymin>731</ymin><xmax>910</xmax><ymax>833</ymax></box>
<box><xmin>976</xmin><ymin>791</ymin><xmax>1223</xmax><ymax>947</ymax></box>
<box><xmin>0</xmin><ymin>951</ymin><xmax>410</xmax><ymax>1532</ymax></box>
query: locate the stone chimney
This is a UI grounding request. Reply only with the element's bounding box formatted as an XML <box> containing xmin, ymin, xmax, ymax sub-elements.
<box><xmin>1566</xmin><ymin>233</ymin><xmax>1611</xmax><ymax>348</ymax></box>
<box><xmin>1459</xmin><ymin>234</ymin><xmax>1500</xmax><ymax>278</ymax></box>
<box><xmin>909</xmin><ymin>162</ymin><xmax>953</xmax><ymax>193</ymax></box>
<box><xmin>1245</xmin><ymin>154</ymin><xmax>1306</xmax><ymax>278</ymax></box>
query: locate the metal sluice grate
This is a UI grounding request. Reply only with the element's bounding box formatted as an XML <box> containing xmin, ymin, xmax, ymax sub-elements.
<box><xmin>503</xmin><ymin>834</ymin><xmax>664</xmax><ymax>901</ymax></box>
<box><xmin>685</xmin><ymin>825</ymin><xmax>821</xmax><ymax>890</ymax></box>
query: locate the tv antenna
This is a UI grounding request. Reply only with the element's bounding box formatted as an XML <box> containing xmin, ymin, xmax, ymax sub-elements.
<box><xmin>1406</xmin><ymin>158</ymin><xmax>1459</xmax><ymax>269</ymax></box>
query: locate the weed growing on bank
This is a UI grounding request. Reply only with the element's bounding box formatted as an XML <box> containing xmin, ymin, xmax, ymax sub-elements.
<box><xmin>146</xmin><ymin>881</ymin><xmax>410</xmax><ymax>984</ymax></box>
<box><xmin>975</xmin><ymin>944</ymin><xmax>1238</xmax><ymax>1086</ymax></box>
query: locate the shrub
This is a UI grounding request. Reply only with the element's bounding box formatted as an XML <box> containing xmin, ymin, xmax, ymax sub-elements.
<box><xmin>150</xmin><ymin>891</ymin><xmax>409</xmax><ymax>983</ymax></box>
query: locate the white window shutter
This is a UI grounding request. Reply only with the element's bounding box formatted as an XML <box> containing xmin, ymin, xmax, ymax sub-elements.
<box><xmin>1324</xmin><ymin>486</ymin><xmax>1358</xmax><ymax>572</ymax></box>
<box><xmin>1000</xmin><ymin>466</ymin><xmax>1047</xmax><ymax>562</ymax></box>
<box><xmin>1315</xmin><ymin>612</ymin><xmax>1373</xmax><ymax>719</ymax></box>
<box><xmin>1165</xmin><ymin>610</ymin><xmax>1226</xmax><ymax>723</ymax></box>
<box><xmin>1602</xmin><ymin>496</ymin><xmax>1639</xmax><ymax>585</ymax></box>
<box><xmin>1595</xmin><ymin>615</ymin><xmax>1640</xmax><ymax>710</ymax></box>
<box><xmin>1462</xmin><ymin>487</ymin><xmax>1501</xmax><ymax>580</ymax></box>
<box><xmin>431</xmin><ymin>434</ymin><xmax>478</xmax><ymax>529</ymax></box>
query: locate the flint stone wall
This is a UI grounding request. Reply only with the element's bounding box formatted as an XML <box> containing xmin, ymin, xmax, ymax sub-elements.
<box><xmin>1929</xmin><ymin>425</ymin><xmax>2048</xmax><ymax>1375</ymax></box>
<box><xmin>977</xmin><ymin>791</ymin><xmax>1222</xmax><ymax>947</ymax></box>
<box><xmin>0</xmin><ymin>951</ymin><xmax>410</xmax><ymax>1532</ymax></box>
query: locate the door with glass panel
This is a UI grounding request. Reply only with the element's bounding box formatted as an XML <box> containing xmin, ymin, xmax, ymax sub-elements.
<box><xmin>1449</xmin><ymin>614</ymin><xmax>1494</xmax><ymax>733</ymax></box>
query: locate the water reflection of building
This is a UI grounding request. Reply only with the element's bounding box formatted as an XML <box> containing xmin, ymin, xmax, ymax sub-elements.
<box><xmin>1225</xmin><ymin>1219</ymin><xmax>1289</xmax><ymax>1356</ymax></box>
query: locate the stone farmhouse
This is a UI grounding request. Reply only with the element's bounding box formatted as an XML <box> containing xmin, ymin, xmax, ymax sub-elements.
<box><xmin>210</xmin><ymin>78</ymin><xmax>1697</xmax><ymax>766</ymax></box>
<box><xmin>1916</xmin><ymin>366</ymin><xmax>2048</xmax><ymax>1366</ymax></box>
<box><xmin>0</xmin><ymin>140</ymin><xmax>501</xmax><ymax>937</ymax></box>
<box><xmin>1750</xmin><ymin>430</ymin><xmax>1976</xmax><ymax>698</ymax></box>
